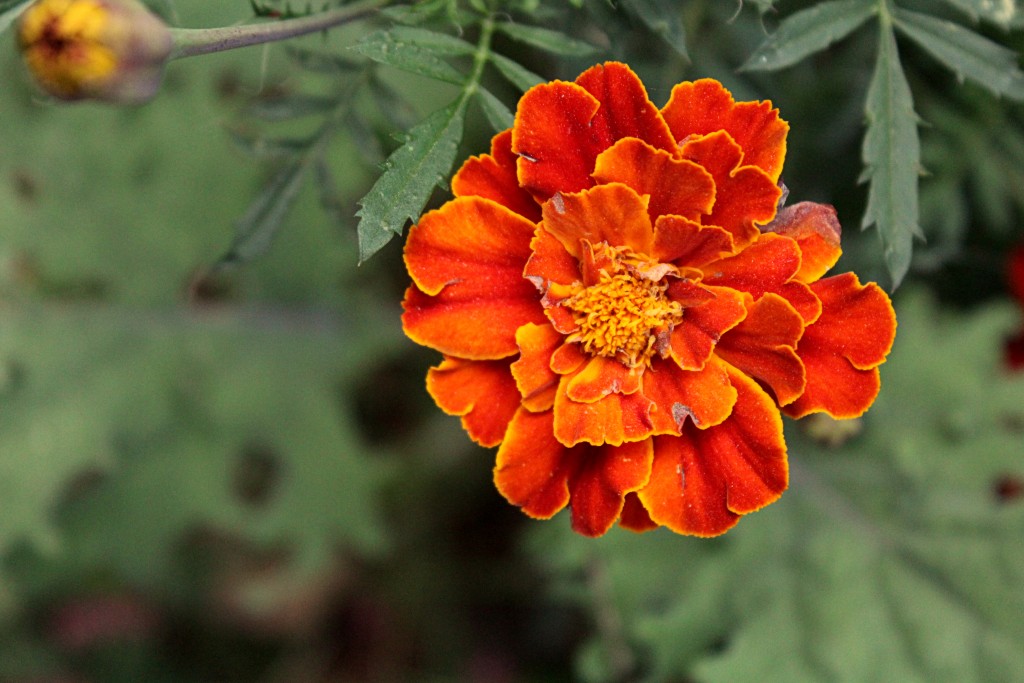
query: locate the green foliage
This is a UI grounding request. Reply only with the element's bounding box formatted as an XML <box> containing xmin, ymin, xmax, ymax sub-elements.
<box><xmin>0</xmin><ymin>0</ymin><xmax>29</xmax><ymax>35</ymax></box>
<box><xmin>529</xmin><ymin>292</ymin><xmax>1024</xmax><ymax>683</ymax></box>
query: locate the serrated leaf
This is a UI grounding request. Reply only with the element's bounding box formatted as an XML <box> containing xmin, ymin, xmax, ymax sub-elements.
<box><xmin>531</xmin><ymin>292</ymin><xmax>1024</xmax><ymax>683</ymax></box>
<box><xmin>476</xmin><ymin>87</ymin><xmax>514</xmax><ymax>132</ymax></box>
<box><xmin>381</xmin><ymin>0</ymin><xmax>453</xmax><ymax>25</ymax></box>
<box><xmin>620</xmin><ymin>0</ymin><xmax>689</xmax><ymax>59</ymax></box>
<box><xmin>352</xmin><ymin>27</ymin><xmax>470</xmax><ymax>85</ymax></box>
<box><xmin>0</xmin><ymin>0</ymin><xmax>30</xmax><ymax>36</ymax></box>
<box><xmin>495</xmin><ymin>21</ymin><xmax>599</xmax><ymax>57</ymax></box>
<box><xmin>893</xmin><ymin>8</ymin><xmax>1024</xmax><ymax>100</ymax></box>
<box><xmin>244</xmin><ymin>94</ymin><xmax>340</xmax><ymax>122</ymax></box>
<box><xmin>741</xmin><ymin>0</ymin><xmax>876</xmax><ymax>71</ymax></box>
<box><xmin>489</xmin><ymin>52</ymin><xmax>544</xmax><ymax>91</ymax></box>
<box><xmin>861</xmin><ymin>24</ymin><xmax>922</xmax><ymax>289</ymax></box>
<box><xmin>219</xmin><ymin>156</ymin><xmax>312</xmax><ymax>266</ymax></box>
<box><xmin>356</xmin><ymin>99</ymin><xmax>468</xmax><ymax>261</ymax></box>
<box><xmin>941</xmin><ymin>0</ymin><xmax>1020</xmax><ymax>28</ymax></box>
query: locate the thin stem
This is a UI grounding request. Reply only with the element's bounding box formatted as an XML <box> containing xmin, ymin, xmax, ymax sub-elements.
<box><xmin>460</xmin><ymin>13</ymin><xmax>496</xmax><ymax>101</ymax></box>
<box><xmin>168</xmin><ymin>0</ymin><xmax>388</xmax><ymax>60</ymax></box>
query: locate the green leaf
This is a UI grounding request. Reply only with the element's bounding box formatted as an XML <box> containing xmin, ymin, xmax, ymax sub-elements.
<box><xmin>860</xmin><ymin>23</ymin><xmax>922</xmax><ymax>288</ymax></box>
<box><xmin>0</xmin><ymin>0</ymin><xmax>30</xmax><ymax>36</ymax></box>
<box><xmin>893</xmin><ymin>8</ymin><xmax>1024</xmax><ymax>100</ymax></box>
<box><xmin>489</xmin><ymin>52</ymin><xmax>544</xmax><ymax>91</ymax></box>
<box><xmin>352</xmin><ymin>27</ymin><xmax>471</xmax><ymax>85</ymax></box>
<box><xmin>940</xmin><ymin>0</ymin><xmax>1021</xmax><ymax>28</ymax></box>
<box><xmin>356</xmin><ymin>99</ymin><xmax>468</xmax><ymax>261</ymax></box>
<box><xmin>228</xmin><ymin>130</ymin><xmax>318</xmax><ymax>159</ymax></box>
<box><xmin>381</xmin><ymin>0</ymin><xmax>455</xmax><ymax>25</ymax></box>
<box><xmin>285</xmin><ymin>45</ymin><xmax>363</xmax><ymax>73</ymax></box>
<box><xmin>476</xmin><ymin>87</ymin><xmax>514</xmax><ymax>132</ymax></box>
<box><xmin>530</xmin><ymin>292</ymin><xmax>1024</xmax><ymax>683</ymax></box>
<box><xmin>495</xmin><ymin>21</ymin><xmax>599</xmax><ymax>57</ymax></box>
<box><xmin>741</xmin><ymin>0</ymin><xmax>876</xmax><ymax>71</ymax></box>
<box><xmin>620</xmin><ymin>0</ymin><xmax>689</xmax><ymax>59</ymax></box>
<box><xmin>218</xmin><ymin>155</ymin><xmax>313</xmax><ymax>267</ymax></box>
<box><xmin>244</xmin><ymin>94</ymin><xmax>340</xmax><ymax>122</ymax></box>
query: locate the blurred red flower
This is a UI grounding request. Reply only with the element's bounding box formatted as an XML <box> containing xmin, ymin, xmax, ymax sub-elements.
<box><xmin>1006</xmin><ymin>245</ymin><xmax>1024</xmax><ymax>370</ymax></box>
<box><xmin>402</xmin><ymin>62</ymin><xmax>896</xmax><ymax>537</ymax></box>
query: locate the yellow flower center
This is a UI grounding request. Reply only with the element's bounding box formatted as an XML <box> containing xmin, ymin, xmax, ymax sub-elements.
<box><xmin>562</xmin><ymin>244</ymin><xmax>683</xmax><ymax>368</ymax></box>
<box><xmin>19</xmin><ymin>0</ymin><xmax>118</xmax><ymax>98</ymax></box>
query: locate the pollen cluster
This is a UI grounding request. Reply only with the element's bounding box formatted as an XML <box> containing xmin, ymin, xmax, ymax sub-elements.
<box><xmin>562</xmin><ymin>246</ymin><xmax>683</xmax><ymax>368</ymax></box>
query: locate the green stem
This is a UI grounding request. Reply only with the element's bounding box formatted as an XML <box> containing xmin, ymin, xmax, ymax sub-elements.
<box><xmin>459</xmin><ymin>13</ymin><xmax>496</xmax><ymax>102</ymax></box>
<box><xmin>168</xmin><ymin>0</ymin><xmax>388</xmax><ymax>60</ymax></box>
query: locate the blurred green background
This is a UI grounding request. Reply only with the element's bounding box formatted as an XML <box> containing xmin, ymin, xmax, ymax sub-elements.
<box><xmin>0</xmin><ymin>1</ymin><xmax>1023</xmax><ymax>681</ymax></box>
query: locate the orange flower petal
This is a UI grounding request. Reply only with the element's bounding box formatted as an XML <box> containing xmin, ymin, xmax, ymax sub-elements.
<box><xmin>574</xmin><ymin>62</ymin><xmax>678</xmax><ymax>150</ymax></box>
<box><xmin>762</xmin><ymin>202</ymin><xmax>842</xmax><ymax>282</ymax></box>
<box><xmin>554</xmin><ymin>379</ymin><xmax>655</xmax><ymax>446</ymax></box>
<box><xmin>643</xmin><ymin>355</ymin><xmax>737</xmax><ymax>433</ymax></box>
<box><xmin>427</xmin><ymin>357</ymin><xmax>522</xmax><ymax>447</ymax></box>
<box><xmin>495</xmin><ymin>408</ymin><xmax>578</xmax><ymax>519</ymax></box>
<box><xmin>661</xmin><ymin>78</ymin><xmax>789</xmax><ymax>183</ymax></box>
<box><xmin>716</xmin><ymin>293</ymin><xmax>806</xmax><ymax>406</ymax></box>
<box><xmin>785</xmin><ymin>273</ymin><xmax>896</xmax><ymax>419</ymax></box>
<box><xmin>541</xmin><ymin>183</ymin><xmax>655</xmax><ymax>258</ymax></box>
<box><xmin>513</xmin><ymin>62</ymin><xmax>677</xmax><ymax>203</ymax></box>
<box><xmin>618</xmin><ymin>492</ymin><xmax>658</xmax><ymax>532</ymax></box>
<box><xmin>452</xmin><ymin>129</ymin><xmax>542</xmax><ymax>222</ymax></box>
<box><xmin>680</xmin><ymin>131</ymin><xmax>781</xmax><ymax>249</ymax></box>
<box><xmin>511</xmin><ymin>323</ymin><xmax>563</xmax><ymax>412</ymax></box>
<box><xmin>566</xmin><ymin>355</ymin><xmax>643</xmax><ymax>402</ymax></box>
<box><xmin>569</xmin><ymin>439</ymin><xmax>653</xmax><ymax>537</ymax></box>
<box><xmin>592</xmin><ymin>137</ymin><xmax>715</xmax><ymax>222</ymax></box>
<box><xmin>668</xmin><ymin>285</ymin><xmax>746</xmax><ymax>370</ymax></box>
<box><xmin>403</xmin><ymin>197</ymin><xmax>545</xmax><ymax>358</ymax></box>
<box><xmin>702</xmin><ymin>233</ymin><xmax>822</xmax><ymax>323</ymax></box>
<box><xmin>551</xmin><ymin>341</ymin><xmax>587</xmax><ymax>375</ymax></box>
<box><xmin>638</xmin><ymin>367</ymin><xmax>788</xmax><ymax>536</ymax></box>
<box><xmin>654</xmin><ymin>216</ymin><xmax>736</xmax><ymax>268</ymax></box>
<box><xmin>524</xmin><ymin>226</ymin><xmax>581</xmax><ymax>293</ymax></box>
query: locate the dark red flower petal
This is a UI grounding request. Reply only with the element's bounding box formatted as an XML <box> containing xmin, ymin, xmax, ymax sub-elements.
<box><xmin>619</xmin><ymin>492</ymin><xmax>658</xmax><ymax>532</ymax></box>
<box><xmin>680</xmin><ymin>131</ymin><xmax>781</xmax><ymax>249</ymax></box>
<box><xmin>715</xmin><ymin>293</ymin><xmax>806</xmax><ymax>406</ymax></box>
<box><xmin>784</xmin><ymin>272</ymin><xmax>896</xmax><ymax>418</ymax></box>
<box><xmin>638</xmin><ymin>367</ymin><xmax>788</xmax><ymax>536</ymax></box>
<box><xmin>592</xmin><ymin>137</ymin><xmax>715</xmax><ymax>222</ymax></box>
<box><xmin>762</xmin><ymin>201</ymin><xmax>842</xmax><ymax>282</ymax></box>
<box><xmin>661</xmin><ymin>78</ymin><xmax>789</xmax><ymax>183</ymax></box>
<box><xmin>654</xmin><ymin>217</ymin><xmax>736</xmax><ymax>269</ymax></box>
<box><xmin>452</xmin><ymin>129</ymin><xmax>542</xmax><ymax>222</ymax></box>
<box><xmin>403</xmin><ymin>197</ymin><xmax>546</xmax><ymax>359</ymax></box>
<box><xmin>427</xmin><ymin>358</ymin><xmax>522</xmax><ymax>446</ymax></box>
<box><xmin>667</xmin><ymin>284</ymin><xmax>746</xmax><ymax>371</ymax></box>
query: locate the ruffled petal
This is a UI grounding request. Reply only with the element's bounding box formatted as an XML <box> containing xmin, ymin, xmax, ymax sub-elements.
<box><xmin>511</xmin><ymin>323</ymin><xmax>563</xmax><ymax>412</ymax></box>
<box><xmin>569</xmin><ymin>440</ymin><xmax>653</xmax><ymax>537</ymax></box>
<box><xmin>638</xmin><ymin>367</ymin><xmax>788</xmax><ymax>536</ymax></box>
<box><xmin>427</xmin><ymin>358</ymin><xmax>521</xmax><ymax>447</ymax></box>
<box><xmin>495</xmin><ymin>408</ymin><xmax>579</xmax><ymax>519</ymax></box>
<box><xmin>668</xmin><ymin>285</ymin><xmax>746</xmax><ymax>370</ymax></box>
<box><xmin>643</xmin><ymin>355</ymin><xmax>737</xmax><ymax>433</ymax></box>
<box><xmin>762</xmin><ymin>201</ymin><xmax>842</xmax><ymax>282</ymax></box>
<box><xmin>403</xmin><ymin>196</ymin><xmax>545</xmax><ymax>358</ymax></box>
<box><xmin>541</xmin><ymin>183</ymin><xmax>655</xmax><ymax>258</ymax></box>
<box><xmin>661</xmin><ymin>78</ymin><xmax>789</xmax><ymax>183</ymax></box>
<box><xmin>592</xmin><ymin>137</ymin><xmax>715</xmax><ymax>222</ymax></box>
<box><xmin>618</xmin><ymin>492</ymin><xmax>658</xmax><ymax>532</ymax></box>
<box><xmin>551</xmin><ymin>341</ymin><xmax>588</xmax><ymax>374</ymax></box>
<box><xmin>566</xmin><ymin>355</ymin><xmax>643</xmax><ymax>402</ymax></box>
<box><xmin>654</xmin><ymin>216</ymin><xmax>736</xmax><ymax>268</ymax></box>
<box><xmin>715</xmin><ymin>293</ymin><xmax>806</xmax><ymax>406</ymax></box>
<box><xmin>680</xmin><ymin>131</ymin><xmax>781</xmax><ymax>249</ymax></box>
<box><xmin>452</xmin><ymin>129</ymin><xmax>542</xmax><ymax>222</ymax></box>
<box><xmin>574</xmin><ymin>62</ymin><xmax>678</xmax><ymax>150</ymax></box>
<box><xmin>702</xmin><ymin>233</ymin><xmax>822</xmax><ymax>323</ymax></box>
<box><xmin>554</xmin><ymin>378</ymin><xmax>656</xmax><ymax>446</ymax></box>
<box><xmin>785</xmin><ymin>273</ymin><xmax>896</xmax><ymax>419</ymax></box>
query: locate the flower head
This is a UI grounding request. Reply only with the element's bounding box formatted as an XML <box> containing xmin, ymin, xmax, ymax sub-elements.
<box><xmin>403</xmin><ymin>63</ymin><xmax>897</xmax><ymax>537</ymax></box>
<box><xmin>19</xmin><ymin>0</ymin><xmax>173</xmax><ymax>104</ymax></box>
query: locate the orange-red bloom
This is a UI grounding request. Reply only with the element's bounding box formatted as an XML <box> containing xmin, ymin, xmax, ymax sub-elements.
<box><xmin>403</xmin><ymin>63</ymin><xmax>897</xmax><ymax>537</ymax></box>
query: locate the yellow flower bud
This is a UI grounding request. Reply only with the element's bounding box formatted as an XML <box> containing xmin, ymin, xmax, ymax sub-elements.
<box><xmin>18</xmin><ymin>0</ymin><xmax>173</xmax><ymax>104</ymax></box>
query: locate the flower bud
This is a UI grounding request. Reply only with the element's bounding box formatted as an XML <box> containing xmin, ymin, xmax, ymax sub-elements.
<box><xmin>18</xmin><ymin>0</ymin><xmax>173</xmax><ymax>104</ymax></box>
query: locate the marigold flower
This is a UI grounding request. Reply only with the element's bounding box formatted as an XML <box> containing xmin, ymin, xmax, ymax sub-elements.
<box><xmin>18</xmin><ymin>0</ymin><xmax>173</xmax><ymax>104</ymax></box>
<box><xmin>402</xmin><ymin>62</ymin><xmax>897</xmax><ymax>537</ymax></box>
